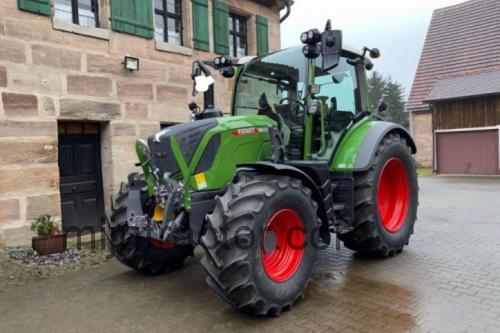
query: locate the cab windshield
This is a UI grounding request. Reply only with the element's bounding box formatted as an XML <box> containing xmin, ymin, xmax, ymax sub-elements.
<box><xmin>233</xmin><ymin>46</ymin><xmax>360</xmax><ymax>159</ymax></box>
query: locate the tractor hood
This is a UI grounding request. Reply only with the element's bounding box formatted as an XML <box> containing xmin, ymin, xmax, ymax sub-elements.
<box><xmin>145</xmin><ymin>116</ymin><xmax>276</xmax><ymax>180</ymax></box>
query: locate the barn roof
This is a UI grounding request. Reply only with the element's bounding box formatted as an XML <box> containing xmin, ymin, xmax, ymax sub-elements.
<box><xmin>406</xmin><ymin>0</ymin><xmax>500</xmax><ymax>112</ymax></box>
<box><xmin>424</xmin><ymin>71</ymin><xmax>500</xmax><ymax>103</ymax></box>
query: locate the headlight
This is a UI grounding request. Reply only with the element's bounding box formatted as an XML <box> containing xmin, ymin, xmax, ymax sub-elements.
<box><xmin>138</xmin><ymin>139</ymin><xmax>150</xmax><ymax>158</ymax></box>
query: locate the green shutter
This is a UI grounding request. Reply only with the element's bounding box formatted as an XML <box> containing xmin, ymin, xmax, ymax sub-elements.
<box><xmin>212</xmin><ymin>0</ymin><xmax>229</xmax><ymax>55</ymax></box>
<box><xmin>18</xmin><ymin>0</ymin><xmax>51</xmax><ymax>16</ymax></box>
<box><xmin>192</xmin><ymin>0</ymin><xmax>210</xmax><ymax>51</ymax></box>
<box><xmin>256</xmin><ymin>15</ymin><xmax>269</xmax><ymax>56</ymax></box>
<box><xmin>111</xmin><ymin>0</ymin><xmax>154</xmax><ymax>39</ymax></box>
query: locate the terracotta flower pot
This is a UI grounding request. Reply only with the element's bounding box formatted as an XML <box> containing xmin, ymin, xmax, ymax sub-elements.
<box><xmin>32</xmin><ymin>234</ymin><xmax>67</xmax><ymax>256</ymax></box>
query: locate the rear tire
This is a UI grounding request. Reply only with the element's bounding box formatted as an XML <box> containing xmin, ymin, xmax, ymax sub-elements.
<box><xmin>201</xmin><ymin>173</ymin><xmax>320</xmax><ymax>316</ymax></box>
<box><xmin>338</xmin><ymin>133</ymin><xmax>418</xmax><ymax>256</ymax></box>
<box><xmin>104</xmin><ymin>174</ymin><xmax>193</xmax><ymax>275</ymax></box>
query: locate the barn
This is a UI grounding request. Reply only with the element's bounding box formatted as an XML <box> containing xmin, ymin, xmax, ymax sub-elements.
<box><xmin>406</xmin><ymin>0</ymin><xmax>500</xmax><ymax>175</ymax></box>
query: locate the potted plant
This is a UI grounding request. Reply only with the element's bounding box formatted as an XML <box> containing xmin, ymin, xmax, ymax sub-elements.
<box><xmin>31</xmin><ymin>214</ymin><xmax>67</xmax><ymax>255</ymax></box>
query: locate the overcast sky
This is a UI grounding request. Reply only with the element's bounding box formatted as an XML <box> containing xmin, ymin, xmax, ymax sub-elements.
<box><xmin>280</xmin><ymin>0</ymin><xmax>466</xmax><ymax>99</ymax></box>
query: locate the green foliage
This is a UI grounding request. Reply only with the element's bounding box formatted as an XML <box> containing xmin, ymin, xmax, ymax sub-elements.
<box><xmin>31</xmin><ymin>214</ymin><xmax>56</xmax><ymax>237</ymax></box>
<box><xmin>368</xmin><ymin>71</ymin><xmax>409</xmax><ymax>128</ymax></box>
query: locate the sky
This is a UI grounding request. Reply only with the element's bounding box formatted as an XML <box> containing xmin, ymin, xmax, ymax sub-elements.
<box><xmin>280</xmin><ymin>0</ymin><xmax>466</xmax><ymax>98</ymax></box>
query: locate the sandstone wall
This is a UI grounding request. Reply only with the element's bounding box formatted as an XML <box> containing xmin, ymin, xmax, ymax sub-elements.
<box><xmin>0</xmin><ymin>0</ymin><xmax>282</xmax><ymax>245</ymax></box>
<box><xmin>411</xmin><ymin>111</ymin><xmax>433</xmax><ymax>168</ymax></box>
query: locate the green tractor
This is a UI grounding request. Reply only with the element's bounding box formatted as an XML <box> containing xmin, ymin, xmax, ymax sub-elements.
<box><xmin>104</xmin><ymin>21</ymin><xmax>418</xmax><ymax>316</ymax></box>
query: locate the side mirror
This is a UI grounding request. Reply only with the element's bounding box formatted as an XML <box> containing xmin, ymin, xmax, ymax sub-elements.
<box><xmin>219</xmin><ymin>66</ymin><xmax>235</xmax><ymax>78</ymax></box>
<box><xmin>377</xmin><ymin>101</ymin><xmax>388</xmax><ymax>113</ymax></box>
<box><xmin>321</xmin><ymin>28</ymin><xmax>342</xmax><ymax>71</ymax></box>
<box><xmin>369</xmin><ymin>48</ymin><xmax>381</xmax><ymax>59</ymax></box>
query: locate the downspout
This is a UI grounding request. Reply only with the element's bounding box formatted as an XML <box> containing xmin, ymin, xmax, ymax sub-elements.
<box><xmin>280</xmin><ymin>0</ymin><xmax>294</xmax><ymax>23</ymax></box>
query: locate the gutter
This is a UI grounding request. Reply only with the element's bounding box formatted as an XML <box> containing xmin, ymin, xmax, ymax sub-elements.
<box><xmin>280</xmin><ymin>0</ymin><xmax>294</xmax><ymax>23</ymax></box>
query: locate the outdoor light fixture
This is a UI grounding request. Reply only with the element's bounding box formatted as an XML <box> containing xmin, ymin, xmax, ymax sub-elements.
<box><xmin>123</xmin><ymin>56</ymin><xmax>139</xmax><ymax>72</ymax></box>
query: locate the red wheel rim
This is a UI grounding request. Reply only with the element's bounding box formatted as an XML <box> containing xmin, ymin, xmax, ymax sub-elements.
<box><xmin>377</xmin><ymin>157</ymin><xmax>410</xmax><ymax>233</ymax></box>
<box><xmin>261</xmin><ymin>209</ymin><xmax>305</xmax><ymax>283</ymax></box>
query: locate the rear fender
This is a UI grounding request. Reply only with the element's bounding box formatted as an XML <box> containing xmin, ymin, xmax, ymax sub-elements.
<box><xmin>331</xmin><ymin>118</ymin><xmax>417</xmax><ymax>172</ymax></box>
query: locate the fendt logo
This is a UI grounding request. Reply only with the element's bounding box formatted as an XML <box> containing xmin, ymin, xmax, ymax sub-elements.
<box><xmin>232</xmin><ymin>127</ymin><xmax>266</xmax><ymax>136</ymax></box>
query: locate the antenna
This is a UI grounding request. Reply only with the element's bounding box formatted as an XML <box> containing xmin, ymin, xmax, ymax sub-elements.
<box><xmin>325</xmin><ymin>19</ymin><xmax>332</xmax><ymax>31</ymax></box>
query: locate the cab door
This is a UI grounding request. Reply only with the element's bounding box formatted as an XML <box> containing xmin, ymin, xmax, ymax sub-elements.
<box><xmin>312</xmin><ymin>56</ymin><xmax>363</xmax><ymax>159</ymax></box>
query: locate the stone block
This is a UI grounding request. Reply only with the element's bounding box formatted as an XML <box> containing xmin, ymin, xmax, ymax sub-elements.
<box><xmin>124</xmin><ymin>103</ymin><xmax>148</xmax><ymax>120</ymax></box>
<box><xmin>26</xmin><ymin>193</ymin><xmax>61</xmax><ymax>220</ymax></box>
<box><xmin>109</xmin><ymin>33</ymin><xmax>149</xmax><ymax>58</ymax></box>
<box><xmin>63</xmin><ymin>32</ymin><xmax>108</xmax><ymax>53</ymax></box>
<box><xmin>111</xmin><ymin>137</ymin><xmax>138</xmax><ymax>164</ymax></box>
<box><xmin>0</xmin><ymin>199</ymin><xmax>20</xmax><ymax>224</ymax></box>
<box><xmin>32</xmin><ymin>44</ymin><xmax>81</xmax><ymax>70</ymax></box>
<box><xmin>0</xmin><ymin>38</ymin><xmax>26</xmax><ymax>63</ymax></box>
<box><xmin>139</xmin><ymin>123</ymin><xmax>161</xmax><ymax>139</ymax></box>
<box><xmin>1</xmin><ymin>92</ymin><xmax>38</xmax><ymax>117</ymax></box>
<box><xmin>117</xmin><ymin>82</ymin><xmax>154</xmax><ymax>101</ymax></box>
<box><xmin>10</xmin><ymin>64</ymin><xmax>62</xmax><ymax>94</ymax></box>
<box><xmin>67</xmin><ymin>75</ymin><xmax>112</xmax><ymax>97</ymax></box>
<box><xmin>150</xmin><ymin>103</ymin><xmax>190</xmax><ymax>123</ymax></box>
<box><xmin>2</xmin><ymin>225</ymin><xmax>34</xmax><ymax>247</ymax></box>
<box><xmin>41</xmin><ymin>96</ymin><xmax>56</xmax><ymax>116</ymax></box>
<box><xmin>0</xmin><ymin>65</ymin><xmax>6</xmax><ymax>87</ymax></box>
<box><xmin>0</xmin><ymin>139</ymin><xmax>58</xmax><ymax>164</ymax></box>
<box><xmin>59</xmin><ymin>98</ymin><xmax>121</xmax><ymax>121</ymax></box>
<box><xmin>110</xmin><ymin>123</ymin><xmax>136</xmax><ymax>137</ymax></box>
<box><xmin>0</xmin><ymin>120</ymin><xmax>56</xmax><ymax>137</ymax></box>
<box><xmin>168</xmin><ymin>66</ymin><xmax>192</xmax><ymax>86</ymax></box>
<box><xmin>0</xmin><ymin>8</ymin><xmax>5</xmax><ymax>35</ymax></box>
<box><xmin>0</xmin><ymin>166</ymin><xmax>59</xmax><ymax>196</ymax></box>
<box><xmin>157</xmin><ymin>84</ymin><xmax>188</xmax><ymax>102</ymax></box>
<box><xmin>6</xmin><ymin>17</ymin><xmax>62</xmax><ymax>43</ymax></box>
<box><xmin>87</xmin><ymin>53</ymin><xmax>123</xmax><ymax>76</ymax></box>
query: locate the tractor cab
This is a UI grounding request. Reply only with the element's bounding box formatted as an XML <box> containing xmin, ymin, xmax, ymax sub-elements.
<box><xmin>233</xmin><ymin>45</ymin><xmax>371</xmax><ymax>161</ymax></box>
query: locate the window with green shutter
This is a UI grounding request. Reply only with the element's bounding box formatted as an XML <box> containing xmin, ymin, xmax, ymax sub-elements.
<box><xmin>212</xmin><ymin>0</ymin><xmax>229</xmax><ymax>55</ymax></box>
<box><xmin>111</xmin><ymin>0</ymin><xmax>154</xmax><ymax>39</ymax></box>
<box><xmin>192</xmin><ymin>0</ymin><xmax>209</xmax><ymax>51</ymax></box>
<box><xmin>256</xmin><ymin>15</ymin><xmax>269</xmax><ymax>56</ymax></box>
<box><xmin>18</xmin><ymin>0</ymin><xmax>52</xmax><ymax>16</ymax></box>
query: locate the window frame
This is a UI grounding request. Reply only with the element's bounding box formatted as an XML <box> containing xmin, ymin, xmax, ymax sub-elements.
<box><xmin>228</xmin><ymin>12</ymin><xmax>248</xmax><ymax>58</ymax></box>
<box><xmin>55</xmin><ymin>0</ymin><xmax>100</xmax><ymax>27</ymax></box>
<box><xmin>154</xmin><ymin>0</ymin><xmax>183</xmax><ymax>45</ymax></box>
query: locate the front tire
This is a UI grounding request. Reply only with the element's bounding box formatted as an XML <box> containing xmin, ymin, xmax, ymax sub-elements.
<box><xmin>104</xmin><ymin>174</ymin><xmax>193</xmax><ymax>275</ymax></box>
<box><xmin>339</xmin><ymin>133</ymin><xmax>418</xmax><ymax>256</ymax></box>
<box><xmin>201</xmin><ymin>174</ymin><xmax>320</xmax><ymax>316</ymax></box>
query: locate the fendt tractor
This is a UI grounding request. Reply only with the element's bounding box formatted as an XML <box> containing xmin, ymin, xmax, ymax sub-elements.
<box><xmin>104</xmin><ymin>21</ymin><xmax>418</xmax><ymax>316</ymax></box>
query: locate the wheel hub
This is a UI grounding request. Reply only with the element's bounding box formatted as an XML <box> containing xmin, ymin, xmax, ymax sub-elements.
<box><xmin>377</xmin><ymin>157</ymin><xmax>410</xmax><ymax>233</ymax></box>
<box><xmin>262</xmin><ymin>209</ymin><xmax>305</xmax><ymax>283</ymax></box>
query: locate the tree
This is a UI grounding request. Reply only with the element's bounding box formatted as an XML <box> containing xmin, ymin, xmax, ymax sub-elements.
<box><xmin>367</xmin><ymin>71</ymin><xmax>386</xmax><ymax>109</ymax></box>
<box><xmin>367</xmin><ymin>71</ymin><xmax>409</xmax><ymax>128</ymax></box>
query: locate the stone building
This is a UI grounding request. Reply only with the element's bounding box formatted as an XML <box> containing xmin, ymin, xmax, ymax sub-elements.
<box><xmin>0</xmin><ymin>0</ymin><xmax>289</xmax><ymax>245</ymax></box>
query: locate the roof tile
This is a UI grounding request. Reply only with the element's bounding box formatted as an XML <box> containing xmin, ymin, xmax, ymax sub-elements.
<box><xmin>406</xmin><ymin>0</ymin><xmax>500</xmax><ymax>111</ymax></box>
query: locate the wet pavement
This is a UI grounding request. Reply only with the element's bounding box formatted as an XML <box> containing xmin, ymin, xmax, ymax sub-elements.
<box><xmin>1</xmin><ymin>176</ymin><xmax>500</xmax><ymax>333</ymax></box>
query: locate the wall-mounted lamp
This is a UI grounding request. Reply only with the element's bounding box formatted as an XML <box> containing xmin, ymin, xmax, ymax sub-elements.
<box><xmin>123</xmin><ymin>56</ymin><xmax>139</xmax><ymax>72</ymax></box>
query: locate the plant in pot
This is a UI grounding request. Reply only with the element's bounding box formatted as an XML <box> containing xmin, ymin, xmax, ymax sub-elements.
<box><xmin>31</xmin><ymin>214</ymin><xmax>67</xmax><ymax>256</ymax></box>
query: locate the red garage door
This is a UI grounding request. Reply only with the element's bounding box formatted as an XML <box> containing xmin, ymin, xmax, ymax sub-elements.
<box><xmin>436</xmin><ymin>129</ymin><xmax>499</xmax><ymax>175</ymax></box>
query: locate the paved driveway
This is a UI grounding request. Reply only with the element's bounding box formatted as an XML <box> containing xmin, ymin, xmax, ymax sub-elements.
<box><xmin>1</xmin><ymin>176</ymin><xmax>500</xmax><ymax>333</ymax></box>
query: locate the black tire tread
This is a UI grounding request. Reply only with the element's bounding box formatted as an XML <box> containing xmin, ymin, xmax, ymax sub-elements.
<box><xmin>104</xmin><ymin>176</ymin><xmax>192</xmax><ymax>275</ymax></box>
<box><xmin>338</xmin><ymin>133</ymin><xmax>419</xmax><ymax>257</ymax></box>
<box><xmin>201</xmin><ymin>173</ymin><xmax>320</xmax><ymax>316</ymax></box>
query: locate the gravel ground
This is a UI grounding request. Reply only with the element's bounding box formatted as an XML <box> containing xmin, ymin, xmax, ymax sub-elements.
<box><xmin>0</xmin><ymin>247</ymin><xmax>112</xmax><ymax>293</ymax></box>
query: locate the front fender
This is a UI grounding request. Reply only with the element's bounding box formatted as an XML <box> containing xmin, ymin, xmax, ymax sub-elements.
<box><xmin>236</xmin><ymin>161</ymin><xmax>331</xmax><ymax>244</ymax></box>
